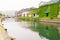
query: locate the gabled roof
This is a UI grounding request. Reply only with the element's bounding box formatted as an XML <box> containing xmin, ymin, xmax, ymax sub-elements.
<box><xmin>39</xmin><ymin>0</ymin><xmax>59</xmax><ymax>6</ymax></box>
<box><xmin>17</xmin><ymin>7</ymin><xmax>34</xmax><ymax>14</ymax></box>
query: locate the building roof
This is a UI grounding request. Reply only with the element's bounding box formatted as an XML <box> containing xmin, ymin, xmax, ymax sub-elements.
<box><xmin>39</xmin><ymin>0</ymin><xmax>59</xmax><ymax>6</ymax></box>
<box><xmin>17</xmin><ymin>7</ymin><xmax>34</xmax><ymax>14</ymax></box>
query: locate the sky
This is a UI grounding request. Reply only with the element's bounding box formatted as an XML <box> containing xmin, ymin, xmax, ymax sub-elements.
<box><xmin>0</xmin><ymin>0</ymin><xmax>52</xmax><ymax>16</ymax></box>
<box><xmin>0</xmin><ymin>0</ymin><xmax>51</xmax><ymax>11</ymax></box>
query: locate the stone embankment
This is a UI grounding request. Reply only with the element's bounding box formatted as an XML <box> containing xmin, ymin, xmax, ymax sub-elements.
<box><xmin>40</xmin><ymin>20</ymin><xmax>60</xmax><ymax>24</ymax></box>
<box><xmin>0</xmin><ymin>25</ymin><xmax>11</xmax><ymax>40</ymax></box>
<box><xmin>0</xmin><ymin>17</ymin><xmax>16</xmax><ymax>40</ymax></box>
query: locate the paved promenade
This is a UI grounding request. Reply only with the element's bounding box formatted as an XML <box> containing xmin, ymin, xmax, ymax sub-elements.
<box><xmin>0</xmin><ymin>17</ymin><xmax>11</xmax><ymax>40</ymax></box>
<box><xmin>0</xmin><ymin>25</ymin><xmax>11</xmax><ymax>40</ymax></box>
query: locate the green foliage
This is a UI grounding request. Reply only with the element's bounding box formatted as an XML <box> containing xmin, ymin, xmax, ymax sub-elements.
<box><xmin>38</xmin><ymin>5</ymin><xmax>48</xmax><ymax>17</ymax></box>
<box><xmin>18</xmin><ymin>16</ymin><xmax>39</xmax><ymax>21</ymax></box>
<box><xmin>37</xmin><ymin>2</ymin><xmax>59</xmax><ymax>18</ymax></box>
<box><xmin>19</xmin><ymin>2</ymin><xmax>59</xmax><ymax>20</ymax></box>
<box><xmin>29</xmin><ymin>8</ymin><xmax>38</xmax><ymax>14</ymax></box>
<box><xmin>49</xmin><ymin>2</ymin><xmax>59</xmax><ymax>18</ymax></box>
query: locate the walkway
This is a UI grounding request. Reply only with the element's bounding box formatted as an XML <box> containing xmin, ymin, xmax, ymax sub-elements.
<box><xmin>0</xmin><ymin>17</ymin><xmax>11</xmax><ymax>40</ymax></box>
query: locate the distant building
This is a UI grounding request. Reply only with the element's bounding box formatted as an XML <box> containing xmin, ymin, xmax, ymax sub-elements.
<box><xmin>21</xmin><ymin>11</ymin><xmax>29</xmax><ymax>17</ymax></box>
<box><xmin>16</xmin><ymin>8</ymin><xmax>34</xmax><ymax>17</ymax></box>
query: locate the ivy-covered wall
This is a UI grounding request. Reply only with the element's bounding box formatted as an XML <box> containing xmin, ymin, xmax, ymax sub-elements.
<box><xmin>38</xmin><ymin>2</ymin><xmax>59</xmax><ymax>18</ymax></box>
<box><xmin>49</xmin><ymin>2</ymin><xmax>59</xmax><ymax>18</ymax></box>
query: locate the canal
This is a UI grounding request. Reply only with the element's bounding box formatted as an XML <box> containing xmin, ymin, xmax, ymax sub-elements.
<box><xmin>30</xmin><ymin>21</ymin><xmax>60</xmax><ymax>40</ymax></box>
<box><xmin>2</xmin><ymin>18</ymin><xmax>60</xmax><ymax>40</ymax></box>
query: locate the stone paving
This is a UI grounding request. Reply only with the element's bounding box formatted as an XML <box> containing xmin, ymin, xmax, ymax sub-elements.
<box><xmin>0</xmin><ymin>18</ymin><xmax>11</xmax><ymax>40</ymax></box>
<box><xmin>0</xmin><ymin>25</ymin><xmax>11</xmax><ymax>40</ymax></box>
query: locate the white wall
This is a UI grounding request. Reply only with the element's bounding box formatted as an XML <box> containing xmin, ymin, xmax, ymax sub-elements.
<box><xmin>21</xmin><ymin>11</ymin><xmax>29</xmax><ymax>17</ymax></box>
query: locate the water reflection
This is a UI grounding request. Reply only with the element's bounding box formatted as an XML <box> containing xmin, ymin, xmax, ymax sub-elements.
<box><xmin>30</xmin><ymin>21</ymin><xmax>60</xmax><ymax>40</ymax></box>
<box><xmin>2</xmin><ymin>18</ymin><xmax>60</xmax><ymax>40</ymax></box>
<box><xmin>2</xmin><ymin>18</ymin><xmax>48</xmax><ymax>40</ymax></box>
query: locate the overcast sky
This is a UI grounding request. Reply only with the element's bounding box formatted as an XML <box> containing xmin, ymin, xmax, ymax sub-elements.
<box><xmin>0</xmin><ymin>0</ymin><xmax>51</xmax><ymax>11</ymax></box>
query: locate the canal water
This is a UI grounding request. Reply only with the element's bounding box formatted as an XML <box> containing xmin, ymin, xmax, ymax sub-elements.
<box><xmin>2</xmin><ymin>18</ymin><xmax>48</xmax><ymax>40</ymax></box>
<box><xmin>30</xmin><ymin>21</ymin><xmax>60</xmax><ymax>40</ymax></box>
